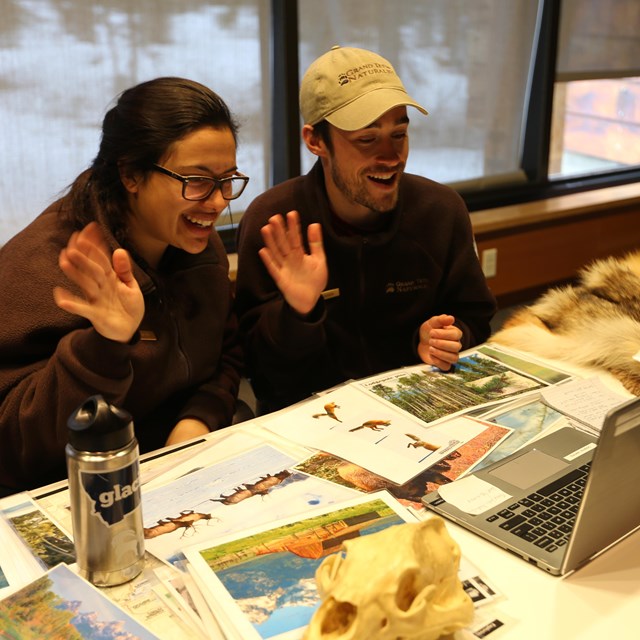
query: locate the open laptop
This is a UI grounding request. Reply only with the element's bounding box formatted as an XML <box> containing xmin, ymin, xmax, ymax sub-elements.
<box><xmin>422</xmin><ymin>396</ymin><xmax>640</xmax><ymax>576</ymax></box>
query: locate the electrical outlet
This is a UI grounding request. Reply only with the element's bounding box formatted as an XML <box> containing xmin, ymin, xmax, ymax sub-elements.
<box><xmin>481</xmin><ymin>248</ymin><xmax>498</xmax><ymax>278</ymax></box>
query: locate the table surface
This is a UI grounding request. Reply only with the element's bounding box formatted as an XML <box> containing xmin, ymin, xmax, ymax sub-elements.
<box><xmin>448</xmin><ymin>515</ymin><xmax>640</xmax><ymax>639</ymax></box>
<box><xmin>7</xmin><ymin>348</ymin><xmax>640</xmax><ymax>640</ymax></box>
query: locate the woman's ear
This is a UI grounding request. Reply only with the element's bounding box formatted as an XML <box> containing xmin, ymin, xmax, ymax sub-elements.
<box><xmin>119</xmin><ymin>165</ymin><xmax>141</xmax><ymax>194</ymax></box>
<box><xmin>302</xmin><ymin>124</ymin><xmax>327</xmax><ymax>158</ymax></box>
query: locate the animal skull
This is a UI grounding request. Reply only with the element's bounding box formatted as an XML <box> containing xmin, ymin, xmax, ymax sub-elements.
<box><xmin>304</xmin><ymin>517</ymin><xmax>473</xmax><ymax>640</ymax></box>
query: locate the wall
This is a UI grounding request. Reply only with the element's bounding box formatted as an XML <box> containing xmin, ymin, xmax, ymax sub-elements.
<box><xmin>472</xmin><ymin>182</ymin><xmax>640</xmax><ymax>306</ymax></box>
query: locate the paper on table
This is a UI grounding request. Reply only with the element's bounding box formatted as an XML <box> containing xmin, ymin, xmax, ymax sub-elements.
<box><xmin>540</xmin><ymin>377</ymin><xmax>630</xmax><ymax>433</ymax></box>
<box><xmin>438</xmin><ymin>476</ymin><xmax>512</xmax><ymax>515</ymax></box>
<box><xmin>141</xmin><ymin>444</ymin><xmax>358</xmax><ymax>569</ymax></box>
<box><xmin>262</xmin><ymin>385</ymin><xmax>489</xmax><ymax>485</ymax></box>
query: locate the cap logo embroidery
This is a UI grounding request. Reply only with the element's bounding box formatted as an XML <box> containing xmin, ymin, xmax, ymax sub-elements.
<box><xmin>337</xmin><ymin>63</ymin><xmax>394</xmax><ymax>86</ymax></box>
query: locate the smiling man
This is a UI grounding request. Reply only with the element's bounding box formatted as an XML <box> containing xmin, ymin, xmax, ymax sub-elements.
<box><xmin>235</xmin><ymin>46</ymin><xmax>496</xmax><ymax>413</ymax></box>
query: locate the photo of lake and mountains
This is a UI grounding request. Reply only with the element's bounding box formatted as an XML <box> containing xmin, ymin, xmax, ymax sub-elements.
<box><xmin>183</xmin><ymin>493</ymin><xmax>415</xmax><ymax>640</ymax></box>
<box><xmin>0</xmin><ymin>564</ymin><xmax>159</xmax><ymax>639</ymax></box>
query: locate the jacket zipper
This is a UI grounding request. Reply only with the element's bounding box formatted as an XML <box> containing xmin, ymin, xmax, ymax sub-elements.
<box><xmin>357</xmin><ymin>238</ymin><xmax>373</xmax><ymax>374</ymax></box>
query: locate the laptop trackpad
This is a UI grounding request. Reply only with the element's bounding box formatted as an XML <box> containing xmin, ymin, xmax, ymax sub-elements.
<box><xmin>488</xmin><ymin>449</ymin><xmax>568</xmax><ymax>490</ymax></box>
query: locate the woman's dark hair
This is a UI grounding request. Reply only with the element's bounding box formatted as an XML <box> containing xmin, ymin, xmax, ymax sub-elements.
<box><xmin>65</xmin><ymin>77</ymin><xmax>239</xmax><ymax>244</ymax></box>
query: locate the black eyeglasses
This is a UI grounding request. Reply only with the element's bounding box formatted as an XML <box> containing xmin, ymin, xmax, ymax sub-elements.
<box><xmin>152</xmin><ymin>164</ymin><xmax>249</xmax><ymax>201</ymax></box>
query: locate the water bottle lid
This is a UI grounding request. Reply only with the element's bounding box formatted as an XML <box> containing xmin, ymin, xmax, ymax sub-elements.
<box><xmin>67</xmin><ymin>395</ymin><xmax>135</xmax><ymax>452</ymax></box>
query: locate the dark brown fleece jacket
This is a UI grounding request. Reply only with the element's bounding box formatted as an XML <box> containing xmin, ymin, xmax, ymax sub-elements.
<box><xmin>236</xmin><ymin>161</ymin><xmax>496</xmax><ymax>413</ymax></box>
<box><xmin>0</xmin><ymin>199</ymin><xmax>242</xmax><ymax>492</ymax></box>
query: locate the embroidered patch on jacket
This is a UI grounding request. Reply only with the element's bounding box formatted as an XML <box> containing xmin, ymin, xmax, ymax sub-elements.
<box><xmin>385</xmin><ymin>279</ymin><xmax>429</xmax><ymax>294</ymax></box>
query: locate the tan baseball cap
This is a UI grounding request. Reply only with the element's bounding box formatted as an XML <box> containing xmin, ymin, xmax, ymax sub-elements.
<box><xmin>300</xmin><ymin>45</ymin><xmax>428</xmax><ymax>131</ymax></box>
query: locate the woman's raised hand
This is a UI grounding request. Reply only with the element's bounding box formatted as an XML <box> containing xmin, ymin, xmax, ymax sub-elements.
<box><xmin>54</xmin><ymin>222</ymin><xmax>144</xmax><ymax>343</ymax></box>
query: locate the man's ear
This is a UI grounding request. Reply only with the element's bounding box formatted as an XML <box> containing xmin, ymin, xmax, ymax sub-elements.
<box><xmin>302</xmin><ymin>124</ymin><xmax>327</xmax><ymax>158</ymax></box>
<box><xmin>119</xmin><ymin>164</ymin><xmax>141</xmax><ymax>194</ymax></box>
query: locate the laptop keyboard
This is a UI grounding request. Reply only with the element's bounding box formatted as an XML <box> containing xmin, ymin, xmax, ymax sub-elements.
<box><xmin>486</xmin><ymin>462</ymin><xmax>591</xmax><ymax>553</ymax></box>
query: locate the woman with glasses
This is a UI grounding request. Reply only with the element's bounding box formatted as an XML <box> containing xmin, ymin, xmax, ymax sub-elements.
<box><xmin>0</xmin><ymin>77</ymin><xmax>248</xmax><ymax>494</ymax></box>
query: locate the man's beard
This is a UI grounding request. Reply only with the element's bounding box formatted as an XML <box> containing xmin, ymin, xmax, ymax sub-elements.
<box><xmin>330</xmin><ymin>162</ymin><xmax>400</xmax><ymax>215</ymax></box>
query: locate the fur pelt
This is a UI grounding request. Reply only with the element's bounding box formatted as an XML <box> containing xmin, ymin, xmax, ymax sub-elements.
<box><xmin>491</xmin><ymin>251</ymin><xmax>640</xmax><ymax>396</ymax></box>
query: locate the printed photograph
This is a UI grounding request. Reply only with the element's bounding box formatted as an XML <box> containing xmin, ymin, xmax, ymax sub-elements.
<box><xmin>471</xmin><ymin>397</ymin><xmax>567</xmax><ymax>472</ymax></box>
<box><xmin>0</xmin><ymin>508</ymin><xmax>48</xmax><ymax>596</ymax></box>
<box><xmin>141</xmin><ymin>444</ymin><xmax>357</xmax><ymax>567</ymax></box>
<box><xmin>295</xmin><ymin>419</ymin><xmax>511</xmax><ymax>509</ymax></box>
<box><xmin>2</xmin><ymin>499</ymin><xmax>75</xmax><ymax>570</ymax></box>
<box><xmin>184</xmin><ymin>494</ymin><xmax>414</xmax><ymax>640</ymax></box>
<box><xmin>0</xmin><ymin>563</ymin><xmax>158</xmax><ymax>639</ymax></box>
<box><xmin>477</xmin><ymin>345</ymin><xmax>573</xmax><ymax>385</ymax></box>
<box><xmin>262</xmin><ymin>385</ymin><xmax>490</xmax><ymax>485</ymax></box>
<box><xmin>357</xmin><ymin>351</ymin><xmax>550</xmax><ymax>425</ymax></box>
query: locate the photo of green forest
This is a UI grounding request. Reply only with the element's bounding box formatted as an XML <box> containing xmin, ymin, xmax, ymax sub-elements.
<box><xmin>9</xmin><ymin>508</ymin><xmax>75</xmax><ymax>569</ymax></box>
<box><xmin>362</xmin><ymin>352</ymin><xmax>545</xmax><ymax>424</ymax></box>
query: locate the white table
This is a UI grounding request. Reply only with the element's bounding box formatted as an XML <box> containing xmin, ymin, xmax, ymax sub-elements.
<box><xmin>448</xmin><ymin>516</ymin><xmax>640</xmax><ymax>639</ymax></box>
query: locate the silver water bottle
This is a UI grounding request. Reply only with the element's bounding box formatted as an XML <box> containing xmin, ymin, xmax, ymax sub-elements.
<box><xmin>66</xmin><ymin>395</ymin><xmax>145</xmax><ymax>586</ymax></box>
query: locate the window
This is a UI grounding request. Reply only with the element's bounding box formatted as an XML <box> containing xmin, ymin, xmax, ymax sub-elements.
<box><xmin>550</xmin><ymin>77</ymin><xmax>640</xmax><ymax>177</ymax></box>
<box><xmin>0</xmin><ymin>0</ymin><xmax>268</xmax><ymax>246</ymax></box>
<box><xmin>550</xmin><ymin>0</ymin><xmax>640</xmax><ymax>178</ymax></box>
<box><xmin>298</xmin><ymin>0</ymin><xmax>541</xmax><ymax>187</ymax></box>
